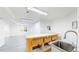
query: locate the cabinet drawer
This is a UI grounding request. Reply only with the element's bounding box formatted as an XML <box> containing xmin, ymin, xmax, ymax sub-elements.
<box><xmin>44</xmin><ymin>36</ymin><xmax>51</xmax><ymax>43</ymax></box>
<box><xmin>51</xmin><ymin>35</ymin><xmax>58</xmax><ymax>41</ymax></box>
<box><xmin>32</xmin><ymin>39</ymin><xmax>39</xmax><ymax>47</ymax></box>
<box><xmin>38</xmin><ymin>38</ymin><xmax>43</xmax><ymax>45</ymax></box>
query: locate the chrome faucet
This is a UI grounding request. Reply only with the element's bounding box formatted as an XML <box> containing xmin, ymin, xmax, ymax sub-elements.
<box><xmin>64</xmin><ymin>30</ymin><xmax>78</xmax><ymax>52</ymax></box>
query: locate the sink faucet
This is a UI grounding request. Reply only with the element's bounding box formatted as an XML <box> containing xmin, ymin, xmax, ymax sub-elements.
<box><xmin>64</xmin><ymin>30</ymin><xmax>78</xmax><ymax>52</ymax></box>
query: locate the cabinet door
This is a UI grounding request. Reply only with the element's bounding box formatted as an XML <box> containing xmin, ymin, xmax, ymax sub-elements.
<box><xmin>27</xmin><ymin>39</ymin><xmax>32</xmax><ymax>52</ymax></box>
<box><xmin>32</xmin><ymin>38</ymin><xmax>39</xmax><ymax>47</ymax></box>
<box><xmin>38</xmin><ymin>37</ymin><xmax>43</xmax><ymax>45</ymax></box>
<box><xmin>44</xmin><ymin>36</ymin><xmax>52</xmax><ymax>44</ymax></box>
<box><xmin>47</xmin><ymin>36</ymin><xmax>52</xmax><ymax>42</ymax></box>
<box><xmin>51</xmin><ymin>35</ymin><xmax>58</xmax><ymax>41</ymax></box>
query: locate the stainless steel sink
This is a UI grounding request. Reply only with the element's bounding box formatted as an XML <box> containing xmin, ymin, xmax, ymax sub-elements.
<box><xmin>53</xmin><ymin>41</ymin><xmax>75</xmax><ymax>52</ymax></box>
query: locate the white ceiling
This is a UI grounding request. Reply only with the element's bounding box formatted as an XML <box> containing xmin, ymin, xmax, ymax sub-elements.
<box><xmin>0</xmin><ymin>7</ymin><xmax>76</xmax><ymax>24</ymax></box>
<box><xmin>36</xmin><ymin>7</ymin><xmax>76</xmax><ymax>20</ymax></box>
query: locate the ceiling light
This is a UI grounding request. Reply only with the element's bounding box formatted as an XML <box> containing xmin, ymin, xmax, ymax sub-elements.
<box><xmin>27</xmin><ymin>7</ymin><xmax>48</xmax><ymax>16</ymax></box>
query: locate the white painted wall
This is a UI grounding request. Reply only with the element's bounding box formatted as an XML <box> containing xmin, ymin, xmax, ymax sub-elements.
<box><xmin>7</xmin><ymin>21</ymin><xmax>34</xmax><ymax>52</ymax></box>
<box><xmin>30</xmin><ymin>22</ymin><xmax>41</xmax><ymax>35</ymax></box>
<box><xmin>0</xmin><ymin>18</ymin><xmax>34</xmax><ymax>51</ymax></box>
<box><xmin>40</xmin><ymin>12</ymin><xmax>76</xmax><ymax>35</ymax></box>
<box><xmin>40</xmin><ymin>20</ymin><xmax>54</xmax><ymax>34</ymax></box>
<box><xmin>0</xmin><ymin>19</ymin><xmax>10</xmax><ymax>48</ymax></box>
<box><xmin>77</xmin><ymin>8</ymin><xmax>79</xmax><ymax>51</ymax></box>
<box><xmin>10</xmin><ymin>22</ymin><xmax>32</xmax><ymax>36</ymax></box>
<box><xmin>40</xmin><ymin>10</ymin><xmax>78</xmax><ymax>51</ymax></box>
<box><xmin>52</xmin><ymin>12</ymin><xmax>77</xmax><ymax>45</ymax></box>
<box><xmin>0</xmin><ymin>17</ymin><xmax>41</xmax><ymax>52</ymax></box>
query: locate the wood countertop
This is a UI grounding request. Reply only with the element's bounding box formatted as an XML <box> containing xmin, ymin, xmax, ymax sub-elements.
<box><xmin>27</xmin><ymin>33</ymin><xmax>58</xmax><ymax>39</ymax></box>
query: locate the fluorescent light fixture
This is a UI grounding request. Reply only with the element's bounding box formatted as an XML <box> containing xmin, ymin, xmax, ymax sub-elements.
<box><xmin>27</xmin><ymin>7</ymin><xmax>48</xmax><ymax>16</ymax></box>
